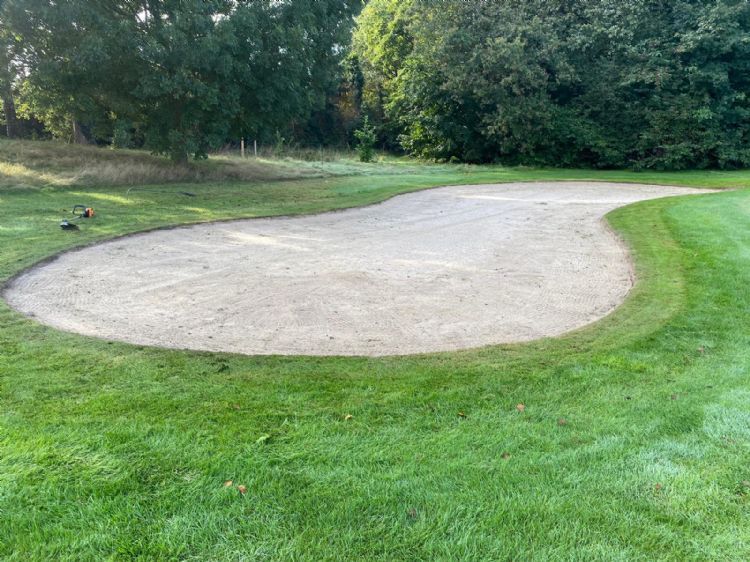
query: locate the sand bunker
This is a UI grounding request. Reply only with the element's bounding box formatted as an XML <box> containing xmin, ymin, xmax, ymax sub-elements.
<box><xmin>4</xmin><ymin>182</ymin><xmax>710</xmax><ymax>356</ymax></box>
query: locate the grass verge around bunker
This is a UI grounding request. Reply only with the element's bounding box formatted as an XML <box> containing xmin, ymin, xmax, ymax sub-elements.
<box><xmin>0</xmin><ymin>141</ymin><xmax>749</xmax><ymax>560</ymax></box>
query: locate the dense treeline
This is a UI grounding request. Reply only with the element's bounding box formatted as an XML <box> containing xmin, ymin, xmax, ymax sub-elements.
<box><xmin>1</xmin><ymin>0</ymin><xmax>749</xmax><ymax>169</ymax></box>
<box><xmin>0</xmin><ymin>0</ymin><xmax>361</xmax><ymax>161</ymax></box>
<box><xmin>353</xmin><ymin>0</ymin><xmax>750</xmax><ymax>169</ymax></box>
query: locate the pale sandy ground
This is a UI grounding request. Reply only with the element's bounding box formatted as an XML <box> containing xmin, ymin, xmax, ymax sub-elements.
<box><xmin>3</xmin><ymin>182</ymin><xmax>712</xmax><ymax>356</ymax></box>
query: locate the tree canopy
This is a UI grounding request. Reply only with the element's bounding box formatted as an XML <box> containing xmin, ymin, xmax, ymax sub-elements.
<box><xmin>2</xmin><ymin>0</ymin><xmax>361</xmax><ymax>161</ymax></box>
<box><xmin>1</xmin><ymin>0</ymin><xmax>748</xmax><ymax>169</ymax></box>
<box><xmin>352</xmin><ymin>0</ymin><xmax>750</xmax><ymax>169</ymax></box>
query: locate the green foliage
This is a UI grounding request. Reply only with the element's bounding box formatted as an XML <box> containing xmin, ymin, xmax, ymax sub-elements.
<box><xmin>351</xmin><ymin>0</ymin><xmax>416</xmax><ymax>148</ymax></box>
<box><xmin>272</xmin><ymin>130</ymin><xmax>287</xmax><ymax>156</ymax></box>
<box><xmin>354</xmin><ymin>115</ymin><xmax>377</xmax><ymax>162</ymax></box>
<box><xmin>353</xmin><ymin>0</ymin><xmax>750</xmax><ymax>169</ymax></box>
<box><xmin>111</xmin><ymin>120</ymin><xmax>133</xmax><ymax>150</ymax></box>
<box><xmin>292</xmin><ymin>54</ymin><xmax>366</xmax><ymax>148</ymax></box>
<box><xmin>4</xmin><ymin>0</ymin><xmax>362</xmax><ymax>161</ymax></box>
<box><xmin>0</xmin><ymin>3</ymin><xmax>22</xmax><ymax>138</ymax></box>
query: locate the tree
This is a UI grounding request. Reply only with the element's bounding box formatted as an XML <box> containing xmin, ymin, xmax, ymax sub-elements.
<box><xmin>352</xmin><ymin>0</ymin><xmax>750</xmax><ymax>169</ymax></box>
<box><xmin>4</xmin><ymin>0</ymin><xmax>362</xmax><ymax>161</ymax></box>
<box><xmin>354</xmin><ymin>115</ymin><xmax>376</xmax><ymax>162</ymax></box>
<box><xmin>350</xmin><ymin>0</ymin><xmax>416</xmax><ymax>148</ymax></box>
<box><xmin>0</xmin><ymin>3</ymin><xmax>21</xmax><ymax>138</ymax></box>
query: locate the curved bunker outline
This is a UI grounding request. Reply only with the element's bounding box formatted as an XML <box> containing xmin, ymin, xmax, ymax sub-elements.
<box><xmin>2</xmin><ymin>182</ymin><xmax>713</xmax><ymax>357</ymax></box>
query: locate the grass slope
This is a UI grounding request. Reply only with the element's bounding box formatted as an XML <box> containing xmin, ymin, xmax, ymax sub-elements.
<box><xmin>0</xmin><ymin>143</ymin><xmax>749</xmax><ymax>560</ymax></box>
<box><xmin>0</xmin><ymin>139</ymin><xmax>333</xmax><ymax>188</ymax></box>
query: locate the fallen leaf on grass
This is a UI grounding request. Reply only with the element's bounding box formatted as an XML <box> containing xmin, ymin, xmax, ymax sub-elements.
<box><xmin>223</xmin><ymin>480</ymin><xmax>233</xmax><ymax>487</ymax></box>
<box><xmin>457</xmin><ymin>412</ymin><xmax>466</xmax><ymax>418</ymax></box>
<box><xmin>655</xmin><ymin>483</ymin><xmax>663</xmax><ymax>492</ymax></box>
<box><xmin>516</xmin><ymin>403</ymin><xmax>525</xmax><ymax>413</ymax></box>
<box><xmin>237</xmin><ymin>485</ymin><xmax>247</xmax><ymax>495</ymax></box>
<box><xmin>557</xmin><ymin>418</ymin><xmax>567</xmax><ymax>426</ymax></box>
<box><xmin>344</xmin><ymin>414</ymin><xmax>353</xmax><ymax>421</ymax></box>
<box><xmin>501</xmin><ymin>452</ymin><xmax>511</xmax><ymax>460</ymax></box>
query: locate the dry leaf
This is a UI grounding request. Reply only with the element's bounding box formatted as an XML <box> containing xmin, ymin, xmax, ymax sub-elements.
<box><xmin>458</xmin><ymin>412</ymin><xmax>466</xmax><ymax>418</ymax></box>
<box><xmin>655</xmin><ymin>483</ymin><xmax>663</xmax><ymax>492</ymax></box>
<box><xmin>516</xmin><ymin>403</ymin><xmax>526</xmax><ymax>413</ymax></box>
<box><xmin>237</xmin><ymin>485</ymin><xmax>247</xmax><ymax>495</ymax></box>
<box><xmin>501</xmin><ymin>452</ymin><xmax>511</xmax><ymax>460</ymax></box>
<box><xmin>223</xmin><ymin>480</ymin><xmax>233</xmax><ymax>487</ymax></box>
<box><xmin>344</xmin><ymin>414</ymin><xmax>353</xmax><ymax>421</ymax></box>
<box><xmin>557</xmin><ymin>418</ymin><xmax>567</xmax><ymax>426</ymax></box>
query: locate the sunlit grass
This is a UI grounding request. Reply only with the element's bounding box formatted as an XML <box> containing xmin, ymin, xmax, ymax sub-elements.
<box><xmin>0</xmin><ymin>139</ymin><xmax>326</xmax><ymax>189</ymax></box>
<box><xmin>68</xmin><ymin>192</ymin><xmax>135</xmax><ymax>205</ymax></box>
<box><xmin>0</xmin><ymin>143</ymin><xmax>749</xmax><ymax>560</ymax></box>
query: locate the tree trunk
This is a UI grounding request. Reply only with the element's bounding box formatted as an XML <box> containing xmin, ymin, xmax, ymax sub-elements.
<box><xmin>72</xmin><ymin>120</ymin><xmax>89</xmax><ymax>144</ymax></box>
<box><xmin>2</xmin><ymin>86</ymin><xmax>19</xmax><ymax>138</ymax></box>
<box><xmin>0</xmin><ymin>43</ymin><xmax>19</xmax><ymax>138</ymax></box>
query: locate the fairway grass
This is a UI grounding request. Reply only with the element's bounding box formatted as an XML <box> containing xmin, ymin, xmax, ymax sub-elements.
<box><xmin>0</xmin><ymin>149</ymin><xmax>749</xmax><ymax>560</ymax></box>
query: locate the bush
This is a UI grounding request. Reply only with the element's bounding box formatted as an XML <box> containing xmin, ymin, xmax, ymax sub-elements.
<box><xmin>354</xmin><ymin>116</ymin><xmax>377</xmax><ymax>163</ymax></box>
<box><xmin>111</xmin><ymin>120</ymin><xmax>133</xmax><ymax>149</ymax></box>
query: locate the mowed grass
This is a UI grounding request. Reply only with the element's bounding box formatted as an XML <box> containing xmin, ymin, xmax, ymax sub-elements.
<box><xmin>0</xmin><ymin>142</ymin><xmax>749</xmax><ymax>560</ymax></box>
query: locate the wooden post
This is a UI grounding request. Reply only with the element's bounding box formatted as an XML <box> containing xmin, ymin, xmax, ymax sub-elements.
<box><xmin>254</xmin><ymin>139</ymin><xmax>258</xmax><ymax>157</ymax></box>
<box><xmin>240</xmin><ymin>137</ymin><xmax>245</xmax><ymax>158</ymax></box>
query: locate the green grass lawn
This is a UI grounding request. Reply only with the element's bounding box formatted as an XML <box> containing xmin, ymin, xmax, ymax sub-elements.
<box><xmin>1</xmin><ymin>141</ymin><xmax>749</xmax><ymax>560</ymax></box>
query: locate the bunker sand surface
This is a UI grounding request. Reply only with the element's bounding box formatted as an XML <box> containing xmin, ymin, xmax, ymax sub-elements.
<box><xmin>4</xmin><ymin>182</ymin><xmax>712</xmax><ymax>356</ymax></box>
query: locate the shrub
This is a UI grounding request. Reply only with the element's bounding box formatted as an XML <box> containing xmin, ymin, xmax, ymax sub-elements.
<box><xmin>354</xmin><ymin>116</ymin><xmax>377</xmax><ymax>163</ymax></box>
<box><xmin>111</xmin><ymin>120</ymin><xmax>133</xmax><ymax>149</ymax></box>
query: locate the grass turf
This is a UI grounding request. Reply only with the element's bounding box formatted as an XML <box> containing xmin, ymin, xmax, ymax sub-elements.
<box><xmin>0</xmin><ymin>142</ymin><xmax>749</xmax><ymax>560</ymax></box>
